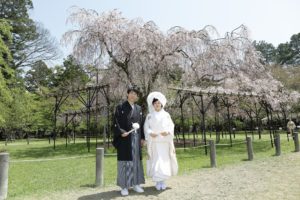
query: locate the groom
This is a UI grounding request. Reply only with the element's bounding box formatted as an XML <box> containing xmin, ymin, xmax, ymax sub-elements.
<box><xmin>113</xmin><ymin>84</ymin><xmax>145</xmax><ymax>196</ymax></box>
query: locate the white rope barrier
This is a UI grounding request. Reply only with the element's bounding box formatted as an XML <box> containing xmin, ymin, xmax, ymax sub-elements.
<box><xmin>10</xmin><ymin>155</ymin><xmax>95</xmax><ymax>163</ymax></box>
<box><xmin>9</xmin><ymin>153</ymin><xmax>118</xmax><ymax>163</ymax></box>
<box><xmin>215</xmin><ymin>141</ymin><xmax>247</xmax><ymax>146</ymax></box>
<box><xmin>175</xmin><ymin>140</ymin><xmax>248</xmax><ymax>150</ymax></box>
<box><xmin>175</xmin><ymin>144</ymin><xmax>210</xmax><ymax>150</ymax></box>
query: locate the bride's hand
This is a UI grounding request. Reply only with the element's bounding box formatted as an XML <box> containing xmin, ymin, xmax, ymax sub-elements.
<box><xmin>150</xmin><ymin>133</ymin><xmax>157</xmax><ymax>138</ymax></box>
<box><xmin>160</xmin><ymin>131</ymin><xmax>169</xmax><ymax>136</ymax></box>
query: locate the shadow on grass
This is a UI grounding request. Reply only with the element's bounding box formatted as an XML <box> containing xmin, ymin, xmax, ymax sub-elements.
<box><xmin>78</xmin><ymin>186</ymin><xmax>167</xmax><ymax>200</ymax></box>
<box><xmin>80</xmin><ymin>184</ymin><xmax>97</xmax><ymax>188</ymax></box>
<box><xmin>241</xmin><ymin>158</ymin><xmax>250</xmax><ymax>161</ymax></box>
<box><xmin>271</xmin><ymin>154</ymin><xmax>281</xmax><ymax>157</ymax></box>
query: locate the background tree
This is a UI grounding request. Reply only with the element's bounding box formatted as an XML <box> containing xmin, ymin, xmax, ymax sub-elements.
<box><xmin>0</xmin><ymin>0</ymin><xmax>61</xmax><ymax>69</ymax></box>
<box><xmin>0</xmin><ymin>19</ymin><xmax>14</xmax><ymax>77</ymax></box>
<box><xmin>5</xmin><ymin>88</ymin><xmax>34</xmax><ymax>136</ymax></box>
<box><xmin>54</xmin><ymin>55</ymin><xmax>89</xmax><ymax>89</ymax></box>
<box><xmin>276</xmin><ymin>42</ymin><xmax>293</xmax><ymax>65</ymax></box>
<box><xmin>289</xmin><ymin>33</ymin><xmax>300</xmax><ymax>65</ymax></box>
<box><xmin>270</xmin><ymin>64</ymin><xmax>300</xmax><ymax>92</ymax></box>
<box><xmin>0</xmin><ymin>0</ymin><xmax>37</xmax><ymax>68</ymax></box>
<box><xmin>14</xmin><ymin>23</ymin><xmax>61</xmax><ymax>69</ymax></box>
<box><xmin>0</xmin><ymin>19</ymin><xmax>14</xmax><ymax>132</ymax></box>
<box><xmin>253</xmin><ymin>40</ymin><xmax>276</xmax><ymax>64</ymax></box>
<box><xmin>63</xmin><ymin>9</ymin><xmax>269</xmax><ymax>110</ymax></box>
<box><xmin>25</xmin><ymin>60</ymin><xmax>53</xmax><ymax>92</ymax></box>
<box><xmin>64</xmin><ymin>9</ymin><xmax>175</xmax><ymax>110</ymax></box>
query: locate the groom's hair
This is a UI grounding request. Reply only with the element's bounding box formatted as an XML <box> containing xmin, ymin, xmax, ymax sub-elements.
<box><xmin>127</xmin><ymin>84</ymin><xmax>140</xmax><ymax>94</ymax></box>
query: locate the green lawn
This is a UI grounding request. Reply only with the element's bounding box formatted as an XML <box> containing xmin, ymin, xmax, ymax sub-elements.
<box><xmin>1</xmin><ymin>131</ymin><xmax>297</xmax><ymax>199</ymax></box>
<box><xmin>3</xmin><ymin>138</ymin><xmax>118</xmax><ymax>199</ymax></box>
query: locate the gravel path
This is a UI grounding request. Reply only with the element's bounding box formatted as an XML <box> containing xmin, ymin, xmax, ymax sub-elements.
<box><xmin>16</xmin><ymin>152</ymin><xmax>300</xmax><ymax>200</ymax></box>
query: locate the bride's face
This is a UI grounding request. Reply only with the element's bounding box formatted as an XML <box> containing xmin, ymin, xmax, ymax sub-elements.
<box><xmin>153</xmin><ymin>101</ymin><xmax>162</xmax><ymax>111</ymax></box>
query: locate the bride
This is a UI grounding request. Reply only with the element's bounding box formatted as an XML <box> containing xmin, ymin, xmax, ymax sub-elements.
<box><xmin>144</xmin><ymin>91</ymin><xmax>178</xmax><ymax>190</ymax></box>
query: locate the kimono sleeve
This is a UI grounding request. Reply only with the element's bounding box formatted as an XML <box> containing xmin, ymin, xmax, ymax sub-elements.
<box><xmin>166</xmin><ymin>112</ymin><xmax>175</xmax><ymax>138</ymax></box>
<box><xmin>143</xmin><ymin>114</ymin><xmax>153</xmax><ymax>141</ymax></box>
<box><xmin>139</xmin><ymin>107</ymin><xmax>145</xmax><ymax>140</ymax></box>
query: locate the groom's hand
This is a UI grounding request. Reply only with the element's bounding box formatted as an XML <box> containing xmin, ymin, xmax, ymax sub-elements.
<box><xmin>121</xmin><ymin>132</ymin><xmax>129</xmax><ymax>137</ymax></box>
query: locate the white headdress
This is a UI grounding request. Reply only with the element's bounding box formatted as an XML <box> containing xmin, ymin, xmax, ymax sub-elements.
<box><xmin>146</xmin><ymin>92</ymin><xmax>167</xmax><ymax>113</ymax></box>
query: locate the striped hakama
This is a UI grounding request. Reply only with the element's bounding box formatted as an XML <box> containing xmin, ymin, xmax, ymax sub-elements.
<box><xmin>117</xmin><ymin>130</ymin><xmax>145</xmax><ymax>188</ymax></box>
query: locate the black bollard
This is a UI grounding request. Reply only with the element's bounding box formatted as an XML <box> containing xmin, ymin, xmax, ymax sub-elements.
<box><xmin>209</xmin><ymin>140</ymin><xmax>217</xmax><ymax>168</ymax></box>
<box><xmin>274</xmin><ymin>133</ymin><xmax>281</xmax><ymax>156</ymax></box>
<box><xmin>293</xmin><ymin>132</ymin><xmax>299</xmax><ymax>152</ymax></box>
<box><xmin>246</xmin><ymin>137</ymin><xmax>254</xmax><ymax>161</ymax></box>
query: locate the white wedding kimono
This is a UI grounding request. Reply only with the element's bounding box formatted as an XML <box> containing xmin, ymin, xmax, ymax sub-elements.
<box><xmin>144</xmin><ymin>109</ymin><xmax>178</xmax><ymax>182</ymax></box>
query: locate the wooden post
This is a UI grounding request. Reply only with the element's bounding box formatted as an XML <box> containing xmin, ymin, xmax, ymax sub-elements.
<box><xmin>209</xmin><ymin>140</ymin><xmax>216</xmax><ymax>168</ymax></box>
<box><xmin>274</xmin><ymin>133</ymin><xmax>281</xmax><ymax>156</ymax></box>
<box><xmin>293</xmin><ymin>132</ymin><xmax>299</xmax><ymax>152</ymax></box>
<box><xmin>0</xmin><ymin>153</ymin><xmax>9</xmax><ymax>200</ymax></box>
<box><xmin>95</xmin><ymin>148</ymin><xmax>104</xmax><ymax>186</ymax></box>
<box><xmin>246</xmin><ymin>137</ymin><xmax>254</xmax><ymax>161</ymax></box>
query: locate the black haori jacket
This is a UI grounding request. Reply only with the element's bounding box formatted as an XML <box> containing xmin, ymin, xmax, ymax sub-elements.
<box><xmin>113</xmin><ymin>101</ymin><xmax>145</xmax><ymax>161</ymax></box>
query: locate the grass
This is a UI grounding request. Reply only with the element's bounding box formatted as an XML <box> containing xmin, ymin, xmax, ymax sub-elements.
<box><xmin>176</xmin><ymin>131</ymin><xmax>295</xmax><ymax>172</ymax></box>
<box><xmin>4</xmin><ymin>138</ymin><xmax>118</xmax><ymax>199</ymax></box>
<box><xmin>0</xmin><ymin>148</ymin><xmax>6</xmax><ymax>153</ymax></box>
<box><xmin>1</xmin><ymin>131</ymin><xmax>297</xmax><ymax>199</ymax></box>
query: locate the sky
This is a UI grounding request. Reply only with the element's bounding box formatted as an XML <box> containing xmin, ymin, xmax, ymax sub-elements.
<box><xmin>30</xmin><ymin>0</ymin><xmax>300</xmax><ymax>64</ymax></box>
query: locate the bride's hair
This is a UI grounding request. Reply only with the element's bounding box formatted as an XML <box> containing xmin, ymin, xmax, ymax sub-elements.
<box><xmin>152</xmin><ymin>98</ymin><xmax>163</xmax><ymax>108</ymax></box>
<box><xmin>152</xmin><ymin>98</ymin><xmax>158</xmax><ymax>104</ymax></box>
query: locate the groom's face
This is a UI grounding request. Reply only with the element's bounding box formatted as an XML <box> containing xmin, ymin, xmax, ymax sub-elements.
<box><xmin>127</xmin><ymin>91</ymin><xmax>138</xmax><ymax>103</ymax></box>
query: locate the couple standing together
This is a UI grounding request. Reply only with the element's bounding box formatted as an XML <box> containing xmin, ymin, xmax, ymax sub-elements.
<box><xmin>113</xmin><ymin>85</ymin><xmax>178</xmax><ymax>196</ymax></box>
